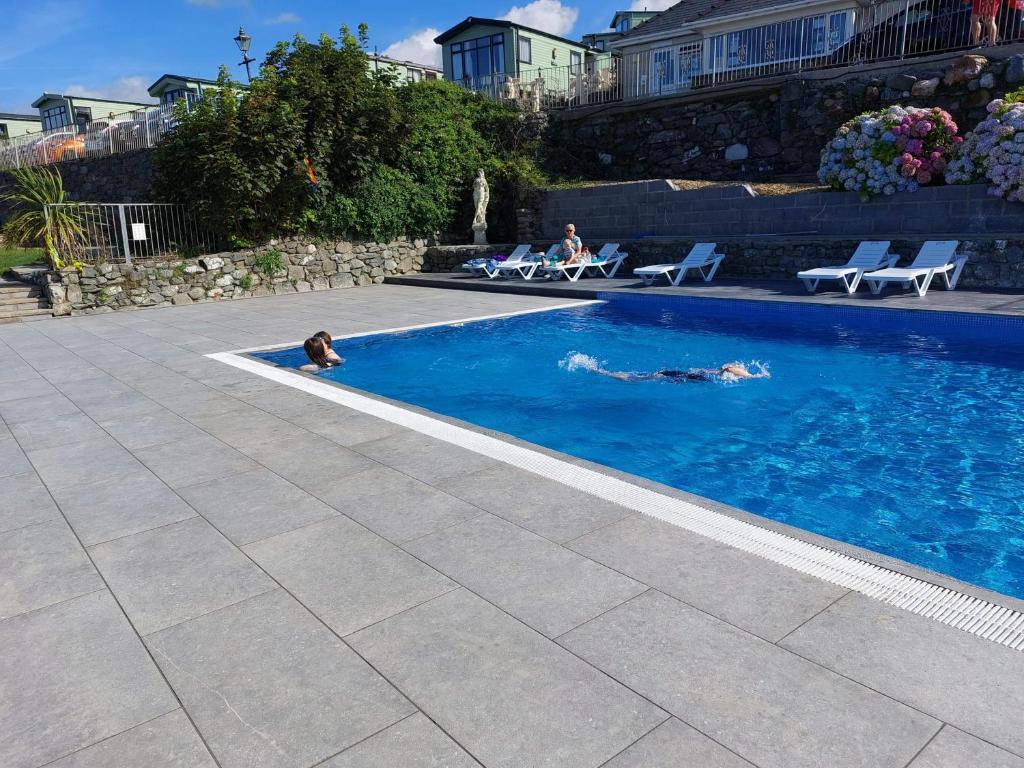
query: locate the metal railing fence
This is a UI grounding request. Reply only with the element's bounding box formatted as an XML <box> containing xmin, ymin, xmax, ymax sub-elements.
<box><xmin>0</xmin><ymin>101</ymin><xmax>189</xmax><ymax>171</ymax></box>
<box><xmin>46</xmin><ymin>203</ymin><xmax>214</xmax><ymax>264</ymax></box>
<box><xmin>457</xmin><ymin>0</ymin><xmax>1024</xmax><ymax>109</ymax></box>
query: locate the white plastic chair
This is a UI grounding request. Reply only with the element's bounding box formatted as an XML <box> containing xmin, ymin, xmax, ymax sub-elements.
<box><xmin>796</xmin><ymin>241</ymin><xmax>898</xmax><ymax>294</ymax></box>
<box><xmin>633</xmin><ymin>243</ymin><xmax>725</xmax><ymax>286</ymax></box>
<box><xmin>862</xmin><ymin>241</ymin><xmax>967</xmax><ymax>297</ymax></box>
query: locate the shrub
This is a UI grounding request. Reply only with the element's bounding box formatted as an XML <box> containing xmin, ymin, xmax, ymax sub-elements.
<box><xmin>818</xmin><ymin>106</ymin><xmax>962</xmax><ymax>199</ymax></box>
<box><xmin>947</xmin><ymin>99</ymin><xmax>1024</xmax><ymax>201</ymax></box>
<box><xmin>155</xmin><ymin>26</ymin><xmax>543</xmax><ymax>244</ymax></box>
<box><xmin>0</xmin><ymin>166</ymin><xmax>86</xmax><ymax>269</ymax></box>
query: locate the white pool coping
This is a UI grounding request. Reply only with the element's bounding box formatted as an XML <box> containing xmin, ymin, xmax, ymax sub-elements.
<box><xmin>207</xmin><ymin>303</ymin><xmax>1024</xmax><ymax>651</ymax></box>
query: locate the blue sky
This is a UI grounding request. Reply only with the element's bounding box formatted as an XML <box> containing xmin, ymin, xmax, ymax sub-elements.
<box><xmin>0</xmin><ymin>0</ymin><xmax>674</xmax><ymax>114</ymax></box>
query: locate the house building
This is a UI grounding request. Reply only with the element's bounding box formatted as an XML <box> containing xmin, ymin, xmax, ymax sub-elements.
<box><xmin>0</xmin><ymin>113</ymin><xmax>41</xmax><ymax>140</ymax></box>
<box><xmin>368</xmin><ymin>54</ymin><xmax>442</xmax><ymax>83</ymax></box>
<box><xmin>612</xmin><ymin>0</ymin><xmax>861</xmax><ymax>97</ymax></box>
<box><xmin>434</xmin><ymin>17</ymin><xmax>599</xmax><ymax>92</ymax></box>
<box><xmin>147</xmin><ymin>74</ymin><xmax>221</xmax><ymax>107</ymax></box>
<box><xmin>31</xmin><ymin>93</ymin><xmax>156</xmax><ymax>133</ymax></box>
<box><xmin>582</xmin><ymin>10</ymin><xmax>659</xmax><ymax>51</ymax></box>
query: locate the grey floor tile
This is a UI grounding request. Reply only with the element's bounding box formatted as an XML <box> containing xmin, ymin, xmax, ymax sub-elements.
<box><xmin>909</xmin><ymin>727</ymin><xmax>1024</xmax><ymax>768</ymax></box>
<box><xmin>0</xmin><ymin>471</ymin><xmax>59</xmax><ymax>533</ymax></box>
<box><xmin>0</xmin><ymin>437</ymin><xmax>34</xmax><ymax>478</ymax></box>
<box><xmin>28</xmin><ymin>437</ymin><xmax>146</xmax><ymax>491</ymax></box>
<box><xmin>289</xmin><ymin>408</ymin><xmax>405</xmax><ymax>447</ymax></box>
<box><xmin>0</xmin><ymin>392</ymin><xmax>81</xmax><ymax>425</ymax></box>
<box><xmin>780</xmin><ymin>592</ymin><xmax>1024</xmax><ymax>756</ymax></box>
<box><xmin>0</xmin><ymin>590</ymin><xmax>177</xmax><ymax>768</ymax></box>
<box><xmin>569</xmin><ymin>515</ymin><xmax>849</xmax><ymax>641</ymax></box>
<box><xmin>406</xmin><ymin>513</ymin><xmax>646</xmax><ymax>637</ymax></box>
<box><xmin>244</xmin><ymin>515</ymin><xmax>456</xmax><ymax>636</ymax></box>
<box><xmin>0</xmin><ymin>419</ymin><xmax>9</xmax><ymax>440</ymax></box>
<box><xmin>135</xmin><ymin>434</ymin><xmax>260</xmax><ymax>489</ymax></box>
<box><xmin>241</xmin><ymin>432</ymin><xmax>377</xmax><ymax>492</ymax></box>
<box><xmin>0</xmin><ymin>375</ymin><xmax>58</xmax><ymax>403</ymax></box>
<box><xmin>321</xmin><ymin>713</ymin><xmax>481</xmax><ymax>768</ymax></box>
<box><xmin>560</xmin><ymin>590</ymin><xmax>939</xmax><ymax>768</ymax></box>
<box><xmin>352</xmin><ymin>431</ymin><xmax>498</xmax><ymax>485</ymax></box>
<box><xmin>0</xmin><ymin>519</ymin><xmax>103</xmax><ymax>619</ymax></box>
<box><xmin>314</xmin><ymin>466</ymin><xmax>481</xmax><ymax>543</ymax></box>
<box><xmin>97</xmin><ymin>409</ymin><xmax>206</xmax><ymax>450</ymax></box>
<box><xmin>146</xmin><ymin>589</ymin><xmax>413</xmax><ymax>768</ymax></box>
<box><xmin>154</xmin><ymin>391</ymin><xmax>253</xmax><ymax>421</ymax></box>
<box><xmin>349</xmin><ymin>588</ymin><xmax>667</xmax><ymax>768</ymax></box>
<box><xmin>10</xmin><ymin>412</ymin><xmax>108</xmax><ymax>451</ymax></box>
<box><xmin>178</xmin><ymin>468</ymin><xmax>338</xmax><ymax>545</ymax></box>
<box><xmin>73</xmin><ymin>390</ymin><xmax>166</xmax><ymax>422</ymax></box>
<box><xmin>47</xmin><ymin>709</ymin><xmax>217</xmax><ymax>768</ymax></box>
<box><xmin>51</xmin><ymin>470</ymin><xmax>197</xmax><ymax>545</ymax></box>
<box><xmin>188</xmin><ymin>409</ymin><xmax>306</xmax><ymax>447</ymax></box>
<box><xmin>603</xmin><ymin>718</ymin><xmax>755</xmax><ymax>768</ymax></box>
<box><xmin>436</xmin><ymin>464</ymin><xmax>635</xmax><ymax>543</ymax></box>
<box><xmin>89</xmin><ymin>517</ymin><xmax>274</xmax><ymax>635</ymax></box>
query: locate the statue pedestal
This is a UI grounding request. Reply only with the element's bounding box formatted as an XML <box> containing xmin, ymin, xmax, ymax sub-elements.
<box><xmin>472</xmin><ymin>225</ymin><xmax>488</xmax><ymax>246</ymax></box>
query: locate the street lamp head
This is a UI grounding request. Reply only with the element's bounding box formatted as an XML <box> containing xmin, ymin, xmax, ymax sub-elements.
<box><xmin>234</xmin><ymin>26</ymin><xmax>252</xmax><ymax>56</ymax></box>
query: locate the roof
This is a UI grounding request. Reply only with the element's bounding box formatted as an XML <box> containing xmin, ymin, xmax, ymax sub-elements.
<box><xmin>0</xmin><ymin>112</ymin><xmax>39</xmax><ymax>121</ymax></box>
<box><xmin>147</xmin><ymin>73</ymin><xmax>222</xmax><ymax>93</ymax></box>
<box><xmin>368</xmin><ymin>54</ymin><xmax>442</xmax><ymax>73</ymax></box>
<box><xmin>31</xmin><ymin>92</ymin><xmax>157</xmax><ymax>108</ymax></box>
<box><xmin>616</xmin><ymin>0</ymin><xmax>815</xmax><ymax>43</ymax></box>
<box><xmin>610</xmin><ymin>9</ymin><xmax>658</xmax><ymax>26</ymax></box>
<box><xmin>434</xmin><ymin>17</ymin><xmax>593</xmax><ymax>50</ymax></box>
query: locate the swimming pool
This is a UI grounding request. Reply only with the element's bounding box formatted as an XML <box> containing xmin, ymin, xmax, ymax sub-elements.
<box><xmin>255</xmin><ymin>295</ymin><xmax>1024</xmax><ymax>600</ymax></box>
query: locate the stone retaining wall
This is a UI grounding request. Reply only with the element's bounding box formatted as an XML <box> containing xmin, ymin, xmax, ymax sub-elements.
<box><xmin>548</xmin><ymin>46</ymin><xmax>1024</xmax><ymax>182</ymax></box>
<box><xmin>526</xmin><ymin>181</ymin><xmax>1024</xmax><ymax>242</ymax></box>
<box><xmin>47</xmin><ymin>236</ymin><xmax>429</xmax><ymax>315</ymax></box>
<box><xmin>618</xmin><ymin>237</ymin><xmax>1024</xmax><ymax>290</ymax></box>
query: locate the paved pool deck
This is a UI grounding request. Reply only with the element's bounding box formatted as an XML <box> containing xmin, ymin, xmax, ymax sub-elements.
<box><xmin>388</xmin><ymin>272</ymin><xmax>1024</xmax><ymax>316</ymax></box>
<box><xmin>1</xmin><ymin>284</ymin><xmax>1022</xmax><ymax>768</ymax></box>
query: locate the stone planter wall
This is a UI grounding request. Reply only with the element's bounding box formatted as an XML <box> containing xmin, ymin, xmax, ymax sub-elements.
<box><xmin>47</xmin><ymin>236</ymin><xmax>429</xmax><ymax>315</ymax></box>
<box><xmin>421</xmin><ymin>244</ymin><xmax>516</xmax><ymax>273</ymax></box>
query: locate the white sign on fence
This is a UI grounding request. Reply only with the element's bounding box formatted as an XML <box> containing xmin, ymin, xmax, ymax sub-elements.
<box><xmin>131</xmin><ymin>223</ymin><xmax>147</xmax><ymax>241</ymax></box>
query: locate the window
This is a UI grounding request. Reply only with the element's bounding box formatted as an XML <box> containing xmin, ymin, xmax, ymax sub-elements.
<box><xmin>518</xmin><ymin>35</ymin><xmax>532</xmax><ymax>64</ymax></box>
<box><xmin>425</xmin><ymin>71</ymin><xmax>439</xmax><ymax>80</ymax></box>
<box><xmin>594</xmin><ymin>40</ymin><xmax>606</xmax><ymax>51</ymax></box>
<box><xmin>0</xmin><ymin>124</ymin><xmax>8</xmax><ymax>140</ymax></box>
<box><xmin>651</xmin><ymin>46</ymin><xmax>675</xmax><ymax>88</ymax></box>
<box><xmin>163</xmin><ymin>88</ymin><xmax>198</xmax><ymax>105</ymax></box>
<box><xmin>451</xmin><ymin>33</ymin><xmax>505</xmax><ymax>84</ymax></box>
<box><xmin>406</xmin><ymin>69</ymin><xmax>423</xmax><ymax>83</ymax></box>
<box><xmin>617</xmin><ymin>18</ymin><xmax>630</xmax><ymax>33</ymax></box>
<box><xmin>42</xmin><ymin>104</ymin><xmax>69</xmax><ymax>132</ymax></box>
<box><xmin>570</xmin><ymin>51</ymin><xmax>582</xmax><ymax>74</ymax></box>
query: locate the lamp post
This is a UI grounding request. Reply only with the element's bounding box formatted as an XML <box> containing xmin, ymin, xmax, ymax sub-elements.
<box><xmin>234</xmin><ymin>26</ymin><xmax>255</xmax><ymax>82</ymax></box>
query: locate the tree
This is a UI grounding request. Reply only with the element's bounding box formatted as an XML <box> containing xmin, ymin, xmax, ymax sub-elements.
<box><xmin>1</xmin><ymin>166</ymin><xmax>85</xmax><ymax>269</ymax></box>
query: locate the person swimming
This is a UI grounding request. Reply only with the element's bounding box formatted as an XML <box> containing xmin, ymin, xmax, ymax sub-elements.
<box><xmin>299</xmin><ymin>335</ymin><xmax>341</xmax><ymax>373</ymax></box>
<box><xmin>587</xmin><ymin>360</ymin><xmax>769</xmax><ymax>383</ymax></box>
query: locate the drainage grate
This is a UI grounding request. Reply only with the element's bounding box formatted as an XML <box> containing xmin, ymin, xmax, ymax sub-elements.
<box><xmin>209</xmin><ymin>347</ymin><xmax>1024</xmax><ymax>651</ymax></box>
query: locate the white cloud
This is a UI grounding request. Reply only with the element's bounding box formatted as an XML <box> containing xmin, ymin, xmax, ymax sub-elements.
<box><xmin>628</xmin><ymin>0</ymin><xmax>676</xmax><ymax>10</ymax></box>
<box><xmin>265</xmin><ymin>12</ymin><xmax>300</xmax><ymax>25</ymax></box>
<box><xmin>383</xmin><ymin>28</ymin><xmax>442</xmax><ymax>68</ymax></box>
<box><xmin>500</xmin><ymin>0</ymin><xmax>578</xmax><ymax>37</ymax></box>
<box><xmin>62</xmin><ymin>76</ymin><xmax>154</xmax><ymax>105</ymax></box>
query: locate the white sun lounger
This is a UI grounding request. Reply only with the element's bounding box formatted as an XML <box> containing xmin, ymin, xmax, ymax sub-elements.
<box><xmin>488</xmin><ymin>244</ymin><xmax>557</xmax><ymax>280</ymax></box>
<box><xmin>862</xmin><ymin>240</ymin><xmax>967</xmax><ymax>297</ymax></box>
<box><xmin>542</xmin><ymin>243</ymin><xmax>627</xmax><ymax>282</ymax></box>
<box><xmin>796</xmin><ymin>241</ymin><xmax>898</xmax><ymax>294</ymax></box>
<box><xmin>462</xmin><ymin>244</ymin><xmax>531</xmax><ymax>276</ymax></box>
<box><xmin>633</xmin><ymin>243</ymin><xmax>725</xmax><ymax>286</ymax></box>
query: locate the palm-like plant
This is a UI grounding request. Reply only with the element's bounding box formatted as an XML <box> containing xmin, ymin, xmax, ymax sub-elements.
<box><xmin>1</xmin><ymin>166</ymin><xmax>85</xmax><ymax>270</ymax></box>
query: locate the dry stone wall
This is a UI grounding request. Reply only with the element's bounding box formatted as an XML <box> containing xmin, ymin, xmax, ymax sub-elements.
<box><xmin>46</xmin><ymin>236</ymin><xmax>428</xmax><ymax>315</ymax></box>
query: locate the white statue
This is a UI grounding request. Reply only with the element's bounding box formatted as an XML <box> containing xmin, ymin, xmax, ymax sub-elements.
<box><xmin>472</xmin><ymin>169</ymin><xmax>489</xmax><ymax>245</ymax></box>
<box><xmin>530</xmin><ymin>77</ymin><xmax>545</xmax><ymax>113</ymax></box>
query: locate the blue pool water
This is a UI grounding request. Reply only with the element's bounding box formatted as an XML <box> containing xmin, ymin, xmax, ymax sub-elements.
<box><xmin>257</xmin><ymin>295</ymin><xmax>1024</xmax><ymax>599</ymax></box>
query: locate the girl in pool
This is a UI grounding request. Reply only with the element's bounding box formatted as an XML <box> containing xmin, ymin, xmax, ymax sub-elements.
<box><xmin>313</xmin><ymin>330</ymin><xmax>344</xmax><ymax>365</ymax></box>
<box><xmin>299</xmin><ymin>336</ymin><xmax>341</xmax><ymax>373</ymax></box>
<box><xmin>592</xmin><ymin>361</ymin><xmax>769</xmax><ymax>383</ymax></box>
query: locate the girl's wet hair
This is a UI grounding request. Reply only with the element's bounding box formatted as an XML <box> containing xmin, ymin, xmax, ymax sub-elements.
<box><xmin>303</xmin><ymin>336</ymin><xmax>331</xmax><ymax>368</ymax></box>
<box><xmin>314</xmin><ymin>330</ymin><xmax>332</xmax><ymax>347</ymax></box>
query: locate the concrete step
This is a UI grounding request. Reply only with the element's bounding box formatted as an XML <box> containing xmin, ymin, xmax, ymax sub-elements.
<box><xmin>0</xmin><ymin>295</ymin><xmax>45</xmax><ymax>308</ymax></box>
<box><xmin>0</xmin><ymin>306</ymin><xmax>51</xmax><ymax>321</ymax></box>
<box><xmin>0</xmin><ymin>283</ymin><xmax>40</xmax><ymax>295</ymax></box>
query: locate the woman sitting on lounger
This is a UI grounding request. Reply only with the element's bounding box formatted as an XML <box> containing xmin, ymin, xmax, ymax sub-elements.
<box><xmin>594</xmin><ymin>361</ymin><xmax>769</xmax><ymax>383</ymax></box>
<box><xmin>544</xmin><ymin>224</ymin><xmax>582</xmax><ymax>267</ymax></box>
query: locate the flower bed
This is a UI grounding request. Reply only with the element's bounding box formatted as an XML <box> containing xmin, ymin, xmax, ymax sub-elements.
<box><xmin>818</xmin><ymin>106</ymin><xmax>962</xmax><ymax>199</ymax></box>
<box><xmin>946</xmin><ymin>100</ymin><xmax>1024</xmax><ymax>202</ymax></box>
